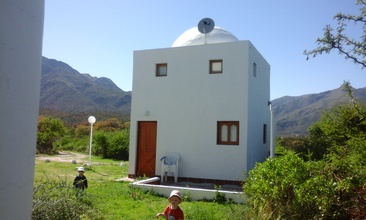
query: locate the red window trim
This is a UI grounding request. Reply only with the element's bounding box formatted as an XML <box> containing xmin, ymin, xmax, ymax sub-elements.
<box><xmin>217</xmin><ymin>121</ymin><xmax>239</xmax><ymax>145</ymax></box>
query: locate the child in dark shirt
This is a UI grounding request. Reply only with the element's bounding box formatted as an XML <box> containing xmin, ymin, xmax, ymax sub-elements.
<box><xmin>73</xmin><ymin>167</ymin><xmax>88</xmax><ymax>190</ymax></box>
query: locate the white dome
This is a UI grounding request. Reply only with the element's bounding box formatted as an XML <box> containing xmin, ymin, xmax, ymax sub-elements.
<box><xmin>172</xmin><ymin>26</ymin><xmax>239</xmax><ymax>47</ymax></box>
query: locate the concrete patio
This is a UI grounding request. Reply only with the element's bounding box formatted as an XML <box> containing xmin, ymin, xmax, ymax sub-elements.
<box><xmin>127</xmin><ymin>177</ymin><xmax>245</xmax><ymax>203</ymax></box>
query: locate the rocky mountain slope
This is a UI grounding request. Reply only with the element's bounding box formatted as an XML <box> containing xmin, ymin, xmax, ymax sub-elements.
<box><xmin>40</xmin><ymin>57</ymin><xmax>131</xmax><ymax>114</ymax></box>
<box><xmin>272</xmin><ymin>86</ymin><xmax>366</xmax><ymax>136</ymax></box>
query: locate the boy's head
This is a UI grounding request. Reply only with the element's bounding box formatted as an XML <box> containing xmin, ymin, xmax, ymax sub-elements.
<box><xmin>168</xmin><ymin>190</ymin><xmax>182</xmax><ymax>205</ymax></box>
<box><xmin>77</xmin><ymin>167</ymin><xmax>85</xmax><ymax>175</ymax></box>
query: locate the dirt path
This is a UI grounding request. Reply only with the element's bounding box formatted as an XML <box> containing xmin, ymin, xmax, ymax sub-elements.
<box><xmin>35</xmin><ymin>151</ymin><xmax>88</xmax><ymax>163</ymax></box>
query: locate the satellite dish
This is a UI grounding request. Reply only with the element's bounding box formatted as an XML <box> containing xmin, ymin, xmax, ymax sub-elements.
<box><xmin>198</xmin><ymin>18</ymin><xmax>215</xmax><ymax>34</ymax></box>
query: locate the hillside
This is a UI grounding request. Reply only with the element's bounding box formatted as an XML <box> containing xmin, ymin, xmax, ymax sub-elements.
<box><xmin>272</xmin><ymin>86</ymin><xmax>366</xmax><ymax>136</ymax></box>
<box><xmin>40</xmin><ymin>57</ymin><xmax>131</xmax><ymax>125</ymax></box>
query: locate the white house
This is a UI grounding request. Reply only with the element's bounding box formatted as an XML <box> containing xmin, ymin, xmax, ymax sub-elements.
<box><xmin>128</xmin><ymin>23</ymin><xmax>273</xmax><ymax>185</ymax></box>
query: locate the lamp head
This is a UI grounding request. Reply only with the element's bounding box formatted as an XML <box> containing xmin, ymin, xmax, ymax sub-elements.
<box><xmin>88</xmin><ymin>116</ymin><xmax>96</xmax><ymax>124</ymax></box>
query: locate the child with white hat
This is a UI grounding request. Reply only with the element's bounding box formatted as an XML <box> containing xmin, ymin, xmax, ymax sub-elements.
<box><xmin>156</xmin><ymin>190</ymin><xmax>184</xmax><ymax>220</ymax></box>
<box><xmin>73</xmin><ymin>167</ymin><xmax>88</xmax><ymax>190</ymax></box>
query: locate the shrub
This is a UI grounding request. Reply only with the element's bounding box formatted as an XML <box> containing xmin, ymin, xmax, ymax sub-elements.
<box><xmin>93</xmin><ymin>131</ymin><xmax>109</xmax><ymax>157</ymax></box>
<box><xmin>93</xmin><ymin>129</ymin><xmax>129</xmax><ymax>160</ymax></box>
<box><xmin>108</xmin><ymin>129</ymin><xmax>129</xmax><ymax>160</ymax></box>
<box><xmin>243</xmin><ymin>151</ymin><xmax>337</xmax><ymax>219</ymax></box>
<box><xmin>245</xmin><ymin>147</ymin><xmax>366</xmax><ymax>219</ymax></box>
<box><xmin>213</xmin><ymin>185</ymin><xmax>228</xmax><ymax>204</ymax></box>
<box><xmin>32</xmin><ymin>174</ymin><xmax>97</xmax><ymax>219</ymax></box>
<box><xmin>37</xmin><ymin>116</ymin><xmax>66</xmax><ymax>154</ymax></box>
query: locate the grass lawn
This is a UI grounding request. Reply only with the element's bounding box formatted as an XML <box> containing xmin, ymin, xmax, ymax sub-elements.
<box><xmin>34</xmin><ymin>153</ymin><xmax>247</xmax><ymax>219</ymax></box>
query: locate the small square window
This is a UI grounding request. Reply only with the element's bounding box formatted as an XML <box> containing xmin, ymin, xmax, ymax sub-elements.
<box><xmin>210</xmin><ymin>60</ymin><xmax>222</xmax><ymax>74</ymax></box>
<box><xmin>217</xmin><ymin>121</ymin><xmax>239</xmax><ymax>145</ymax></box>
<box><xmin>156</xmin><ymin>63</ymin><xmax>167</xmax><ymax>77</ymax></box>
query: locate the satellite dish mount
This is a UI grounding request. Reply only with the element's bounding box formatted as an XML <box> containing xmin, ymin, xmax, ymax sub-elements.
<box><xmin>198</xmin><ymin>18</ymin><xmax>215</xmax><ymax>44</ymax></box>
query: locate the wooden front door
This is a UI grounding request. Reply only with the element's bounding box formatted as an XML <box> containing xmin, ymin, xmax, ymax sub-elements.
<box><xmin>136</xmin><ymin>121</ymin><xmax>157</xmax><ymax>177</ymax></box>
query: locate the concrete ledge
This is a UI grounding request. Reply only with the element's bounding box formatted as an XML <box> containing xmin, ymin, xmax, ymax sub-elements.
<box><xmin>131</xmin><ymin>177</ymin><xmax>245</xmax><ymax>203</ymax></box>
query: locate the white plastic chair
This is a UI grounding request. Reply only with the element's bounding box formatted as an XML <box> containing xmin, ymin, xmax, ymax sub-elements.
<box><xmin>160</xmin><ymin>153</ymin><xmax>180</xmax><ymax>183</ymax></box>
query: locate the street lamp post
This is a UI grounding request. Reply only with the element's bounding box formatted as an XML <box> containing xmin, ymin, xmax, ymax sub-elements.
<box><xmin>88</xmin><ymin>116</ymin><xmax>96</xmax><ymax>166</ymax></box>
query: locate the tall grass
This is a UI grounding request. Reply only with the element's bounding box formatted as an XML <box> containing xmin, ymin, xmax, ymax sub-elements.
<box><xmin>34</xmin><ymin>153</ymin><xmax>247</xmax><ymax>219</ymax></box>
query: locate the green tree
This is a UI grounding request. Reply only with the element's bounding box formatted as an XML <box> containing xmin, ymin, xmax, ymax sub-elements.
<box><xmin>308</xmin><ymin>83</ymin><xmax>366</xmax><ymax>149</ymax></box>
<box><xmin>37</xmin><ymin>116</ymin><xmax>66</xmax><ymax>154</ymax></box>
<box><xmin>93</xmin><ymin>129</ymin><xmax>129</xmax><ymax>160</ymax></box>
<box><xmin>276</xmin><ymin>136</ymin><xmax>319</xmax><ymax>160</ymax></box>
<box><xmin>304</xmin><ymin>0</ymin><xmax>366</xmax><ymax>68</ymax></box>
<box><xmin>74</xmin><ymin>125</ymin><xmax>90</xmax><ymax>138</ymax></box>
<box><xmin>307</xmin><ymin>83</ymin><xmax>366</xmax><ymax>217</ymax></box>
<box><xmin>94</xmin><ymin>118</ymin><xmax>125</xmax><ymax>132</ymax></box>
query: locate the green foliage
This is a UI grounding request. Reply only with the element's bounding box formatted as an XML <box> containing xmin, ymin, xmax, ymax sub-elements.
<box><xmin>93</xmin><ymin>130</ymin><xmax>129</xmax><ymax>160</ymax></box>
<box><xmin>246</xmin><ymin>84</ymin><xmax>366</xmax><ymax>219</ymax></box>
<box><xmin>304</xmin><ymin>0</ymin><xmax>366</xmax><ymax>68</ymax></box>
<box><xmin>37</xmin><ymin>116</ymin><xmax>66</xmax><ymax>154</ymax></box>
<box><xmin>32</xmin><ymin>174</ymin><xmax>97</xmax><ymax>219</ymax></box>
<box><xmin>307</xmin><ymin>82</ymin><xmax>366</xmax><ymax>161</ymax></box>
<box><xmin>322</xmin><ymin>137</ymin><xmax>366</xmax><ymax>217</ymax></box>
<box><xmin>244</xmin><ymin>151</ymin><xmax>345</xmax><ymax>219</ymax></box>
<box><xmin>309</xmin><ymin>105</ymin><xmax>366</xmax><ymax>147</ymax></box>
<box><xmin>94</xmin><ymin>118</ymin><xmax>127</xmax><ymax>131</ymax></box>
<box><xmin>39</xmin><ymin>116</ymin><xmax>130</xmax><ymax>160</ymax></box>
<box><xmin>59</xmin><ymin>136</ymin><xmax>89</xmax><ymax>153</ymax></box>
<box><xmin>245</xmin><ymin>151</ymin><xmax>309</xmax><ymax>218</ymax></box>
<box><xmin>213</xmin><ymin>185</ymin><xmax>228</xmax><ymax>204</ymax></box>
<box><xmin>277</xmin><ymin>136</ymin><xmax>327</xmax><ymax>161</ymax></box>
<box><xmin>75</xmin><ymin>125</ymin><xmax>90</xmax><ymax>138</ymax></box>
<box><xmin>39</xmin><ymin>109</ymin><xmax>130</xmax><ymax>128</ymax></box>
<box><xmin>183</xmin><ymin>202</ymin><xmax>246</xmax><ymax>220</ymax></box>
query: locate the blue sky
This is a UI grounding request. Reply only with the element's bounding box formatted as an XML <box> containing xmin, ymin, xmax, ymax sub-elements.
<box><xmin>42</xmin><ymin>0</ymin><xmax>366</xmax><ymax>100</ymax></box>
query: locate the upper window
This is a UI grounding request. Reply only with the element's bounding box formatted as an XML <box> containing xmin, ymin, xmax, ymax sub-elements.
<box><xmin>156</xmin><ymin>63</ymin><xmax>167</xmax><ymax>77</ymax></box>
<box><xmin>217</xmin><ymin>121</ymin><xmax>239</xmax><ymax>145</ymax></box>
<box><xmin>210</xmin><ymin>60</ymin><xmax>223</xmax><ymax>74</ymax></box>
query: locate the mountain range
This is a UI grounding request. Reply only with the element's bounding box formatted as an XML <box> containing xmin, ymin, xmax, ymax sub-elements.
<box><xmin>272</xmin><ymin>86</ymin><xmax>366</xmax><ymax>136</ymax></box>
<box><xmin>40</xmin><ymin>56</ymin><xmax>366</xmax><ymax>135</ymax></box>
<box><xmin>41</xmin><ymin>57</ymin><xmax>131</xmax><ymax>113</ymax></box>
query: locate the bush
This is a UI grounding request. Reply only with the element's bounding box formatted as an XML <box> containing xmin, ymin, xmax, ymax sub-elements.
<box><xmin>244</xmin><ymin>147</ymin><xmax>366</xmax><ymax>219</ymax></box>
<box><xmin>213</xmin><ymin>185</ymin><xmax>228</xmax><ymax>204</ymax></box>
<box><xmin>37</xmin><ymin>116</ymin><xmax>66</xmax><ymax>154</ymax></box>
<box><xmin>93</xmin><ymin>129</ymin><xmax>129</xmax><ymax>160</ymax></box>
<box><xmin>55</xmin><ymin>135</ymin><xmax>89</xmax><ymax>153</ymax></box>
<box><xmin>277</xmin><ymin>136</ymin><xmax>325</xmax><ymax>161</ymax></box>
<box><xmin>243</xmin><ymin>151</ymin><xmax>338</xmax><ymax>219</ymax></box>
<box><xmin>32</xmin><ymin>174</ymin><xmax>97</xmax><ymax>219</ymax></box>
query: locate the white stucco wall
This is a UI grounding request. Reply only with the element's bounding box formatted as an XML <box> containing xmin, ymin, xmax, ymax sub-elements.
<box><xmin>246</xmin><ymin>44</ymin><xmax>271</xmax><ymax>170</ymax></box>
<box><xmin>0</xmin><ymin>1</ymin><xmax>44</xmax><ymax>219</ymax></box>
<box><xmin>129</xmin><ymin>41</ymin><xmax>270</xmax><ymax>181</ymax></box>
